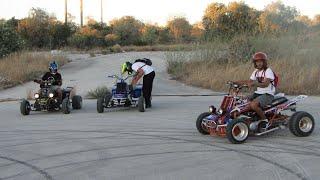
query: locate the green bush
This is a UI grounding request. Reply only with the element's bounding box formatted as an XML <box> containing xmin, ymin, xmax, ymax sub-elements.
<box><xmin>87</xmin><ymin>86</ymin><xmax>111</xmax><ymax>99</ymax></box>
<box><xmin>0</xmin><ymin>25</ymin><xmax>24</xmax><ymax>57</ymax></box>
<box><xmin>68</xmin><ymin>34</ymin><xmax>104</xmax><ymax>49</ymax></box>
<box><xmin>110</xmin><ymin>44</ymin><xmax>123</xmax><ymax>53</ymax></box>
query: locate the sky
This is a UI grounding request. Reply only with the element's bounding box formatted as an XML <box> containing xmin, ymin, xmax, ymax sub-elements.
<box><xmin>0</xmin><ymin>0</ymin><xmax>319</xmax><ymax>25</ymax></box>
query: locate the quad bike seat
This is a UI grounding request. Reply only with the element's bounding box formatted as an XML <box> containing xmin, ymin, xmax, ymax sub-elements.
<box><xmin>264</xmin><ymin>97</ymin><xmax>288</xmax><ymax>110</ymax></box>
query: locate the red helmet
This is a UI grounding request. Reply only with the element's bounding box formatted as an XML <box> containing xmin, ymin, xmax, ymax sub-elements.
<box><xmin>252</xmin><ymin>52</ymin><xmax>267</xmax><ymax>61</ymax></box>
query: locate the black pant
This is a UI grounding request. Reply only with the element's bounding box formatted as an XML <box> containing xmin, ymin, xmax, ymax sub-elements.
<box><xmin>143</xmin><ymin>71</ymin><xmax>155</xmax><ymax>106</ymax></box>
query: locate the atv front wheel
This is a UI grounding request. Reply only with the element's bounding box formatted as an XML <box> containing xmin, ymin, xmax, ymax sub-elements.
<box><xmin>97</xmin><ymin>98</ymin><xmax>105</xmax><ymax>113</ymax></box>
<box><xmin>196</xmin><ymin>112</ymin><xmax>211</xmax><ymax>135</ymax></box>
<box><xmin>62</xmin><ymin>98</ymin><xmax>71</xmax><ymax>114</ymax></box>
<box><xmin>20</xmin><ymin>99</ymin><xmax>31</xmax><ymax>116</ymax></box>
<box><xmin>72</xmin><ymin>95</ymin><xmax>82</xmax><ymax>109</ymax></box>
<box><xmin>138</xmin><ymin>96</ymin><xmax>145</xmax><ymax>112</ymax></box>
<box><xmin>227</xmin><ymin>118</ymin><xmax>249</xmax><ymax>144</ymax></box>
<box><xmin>289</xmin><ymin>111</ymin><xmax>315</xmax><ymax>137</ymax></box>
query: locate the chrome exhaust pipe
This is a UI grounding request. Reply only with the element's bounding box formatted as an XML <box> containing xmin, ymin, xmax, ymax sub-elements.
<box><xmin>255</xmin><ymin>127</ymin><xmax>280</xmax><ymax>136</ymax></box>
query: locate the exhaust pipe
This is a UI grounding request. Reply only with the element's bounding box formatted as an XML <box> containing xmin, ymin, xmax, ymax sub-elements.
<box><xmin>255</xmin><ymin>127</ymin><xmax>280</xmax><ymax>136</ymax></box>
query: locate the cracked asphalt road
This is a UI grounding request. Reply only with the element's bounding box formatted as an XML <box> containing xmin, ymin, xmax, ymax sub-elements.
<box><xmin>0</xmin><ymin>52</ymin><xmax>319</xmax><ymax>180</ymax></box>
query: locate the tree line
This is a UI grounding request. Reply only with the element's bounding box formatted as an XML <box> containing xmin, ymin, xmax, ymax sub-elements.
<box><xmin>1</xmin><ymin>1</ymin><xmax>320</xmax><ymax>57</ymax></box>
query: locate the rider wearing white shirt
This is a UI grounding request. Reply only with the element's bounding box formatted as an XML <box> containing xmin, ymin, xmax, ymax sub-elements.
<box><xmin>250</xmin><ymin>68</ymin><xmax>275</xmax><ymax>95</ymax></box>
<box><xmin>131</xmin><ymin>62</ymin><xmax>154</xmax><ymax>75</ymax></box>
<box><xmin>122</xmin><ymin>61</ymin><xmax>155</xmax><ymax>108</ymax></box>
<box><xmin>237</xmin><ymin>52</ymin><xmax>275</xmax><ymax>123</ymax></box>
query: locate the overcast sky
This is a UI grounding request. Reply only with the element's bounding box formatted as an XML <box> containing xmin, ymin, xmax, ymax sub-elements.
<box><xmin>0</xmin><ymin>0</ymin><xmax>319</xmax><ymax>25</ymax></box>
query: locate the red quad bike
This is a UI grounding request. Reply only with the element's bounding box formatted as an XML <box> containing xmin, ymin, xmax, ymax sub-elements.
<box><xmin>196</xmin><ymin>81</ymin><xmax>315</xmax><ymax>144</ymax></box>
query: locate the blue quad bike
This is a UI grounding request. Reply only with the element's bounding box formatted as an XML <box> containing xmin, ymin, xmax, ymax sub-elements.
<box><xmin>20</xmin><ymin>78</ymin><xmax>83</xmax><ymax>115</ymax></box>
<box><xmin>96</xmin><ymin>75</ymin><xmax>145</xmax><ymax>113</ymax></box>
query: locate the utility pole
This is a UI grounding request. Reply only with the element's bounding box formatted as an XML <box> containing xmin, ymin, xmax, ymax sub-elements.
<box><xmin>80</xmin><ymin>0</ymin><xmax>83</xmax><ymax>27</ymax></box>
<box><xmin>65</xmin><ymin>0</ymin><xmax>68</xmax><ymax>24</ymax></box>
<box><xmin>101</xmin><ymin>0</ymin><xmax>103</xmax><ymax>25</ymax></box>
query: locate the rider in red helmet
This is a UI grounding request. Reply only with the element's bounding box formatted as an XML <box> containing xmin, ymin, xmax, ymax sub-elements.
<box><xmin>237</xmin><ymin>52</ymin><xmax>275</xmax><ymax>124</ymax></box>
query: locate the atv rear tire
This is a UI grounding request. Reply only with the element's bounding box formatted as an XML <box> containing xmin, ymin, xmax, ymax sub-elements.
<box><xmin>72</xmin><ymin>95</ymin><xmax>82</xmax><ymax>109</ymax></box>
<box><xmin>62</xmin><ymin>98</ymin><xmax>71</xmax><ymax>114</ymax></box>
<box><xmin>196</xmin><ymin>112</ymin><xmax>211</xmax><ymax>135</ymax></box>
<box><xmin>289</xmin><ymin>111</ymin><xmax>314</xmax><ymax>137</ymax></box>
<box><xmin>20</xmin><ymin>99</ymin><xmax>30</xmax><ymax>116</ymax></box>
<box><xmin>227</xmin><ymin>118</ymin><xmax>249</xmax><ymax>144</ymax></box>
<box><xmin>138</xmin><ymin>96</ymin><xmax>145</xmax><ymax>112</ymax></box>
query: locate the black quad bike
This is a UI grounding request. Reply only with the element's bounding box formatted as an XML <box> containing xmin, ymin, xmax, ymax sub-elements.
<box><xmin>20</xmin><ymin>77</ymin><xmax>82</xmax><ymax>115</ymax></box>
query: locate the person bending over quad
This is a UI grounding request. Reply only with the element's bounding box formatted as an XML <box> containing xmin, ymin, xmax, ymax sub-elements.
<box><xmin>34</xmin><ymin>61</ymin><xmax>63</xmax><ymax>103</ymax></box>
<box><xmin>122</xmin><ymin>60</ymin><xmax>155</xmax><ymax>108</ymax></box>
<box><xmin>236</xmin><ymin>52</ymin><xmax>276</xmax><ymax>124</ymax></box>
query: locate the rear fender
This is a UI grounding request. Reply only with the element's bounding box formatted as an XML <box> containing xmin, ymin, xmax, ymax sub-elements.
<box><xmin>275</xmin><ymin>95</ymin><xmax>308</xmax><ymax>113</ymax></box>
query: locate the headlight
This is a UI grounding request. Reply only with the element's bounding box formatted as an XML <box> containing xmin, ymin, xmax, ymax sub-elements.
<box><xmin>217</xmin><ymin>109</ymin><xmax>224</xmax><ymax>115</ymax></box>
<box><xmin>49</xmin><ymin>93</ymin><xmax>54</xmax><ymax>98</ymax></box>
<box><xmin>209</xmin><ymin>106</ymin><xmax>216</xmax><ymax>113</ymax></box>
<box><xmin>34</xmin><ymin>93</ymin><xmax>40</xmax><ymax>99</ymax></box>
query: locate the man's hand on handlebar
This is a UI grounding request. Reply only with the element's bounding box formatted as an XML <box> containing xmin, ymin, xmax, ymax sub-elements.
<box><xmin>234</xmin><ymin>80</ymin><xmax>252</xmax><ymax>87</ymax></box>
<box><xmin>34</xmin><ymin>79</ymin><xmax>42</xmax><ymax>84</ymax></box>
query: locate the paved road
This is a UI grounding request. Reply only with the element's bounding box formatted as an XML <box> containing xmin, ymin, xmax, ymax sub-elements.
<box><xmin>0</xmin><ymin>52</ymin><xmax>319</xmax><ymax>180</ymax></box>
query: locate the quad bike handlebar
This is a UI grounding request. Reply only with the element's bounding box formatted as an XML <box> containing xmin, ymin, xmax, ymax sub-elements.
<box><xmin>34</xmin><ymin>77</ymin><xmax>55</xmax><ymax>85</ymax></box>
<box><xmin>107</xmin><ymin>74</ymin><xmax>133</xmax><ymax>81</ymax></box>
<box><xmin>226</xmin><ymin>81</ymin><xmax>248</xmax><ymax>89</ymax></box>
<box><xmin>226</xmin><ymin>81</ymin><xmax>249</xmax><ymax>97</ymax></box>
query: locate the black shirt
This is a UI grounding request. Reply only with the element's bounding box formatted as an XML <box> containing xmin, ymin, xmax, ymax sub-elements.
<box><xmin>42</xmin><ymin>72</ymin><xmax>62</xmax><ymax>86</ymax></box>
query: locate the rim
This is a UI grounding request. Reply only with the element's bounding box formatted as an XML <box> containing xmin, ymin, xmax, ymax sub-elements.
<box><xmin>25</xmin><ymin>103</ymin><xmax>30</xmax><ymax>112</ymax></box>
<box><xmin>232</xmin><ymin>122</ymin><xmax>249</xmax><ymax>141</ymax></box>
<box><xmin>201</xmin><ymin>119</ymin><xmax>209</xmax><ymax>132</ymax></box>
<box><xmin>299</xmin><ymin>117</ymin><xmax>313</xmax><ymax>133</ymax></box>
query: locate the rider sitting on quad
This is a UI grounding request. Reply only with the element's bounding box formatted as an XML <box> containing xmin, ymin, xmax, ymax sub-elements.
<box><xmin>236</xmin><ymin>52</ymin><xmax>276</xmax><ymax>123</ymax></box>
<box><xmin>122</xmin><ymin>61</ymin><xmax>155</xmax><ymax>108</ymax></box>
<box><xmin>34</xmin><ymin>61</ymin><xmax>63</xmax><ymax>103</ymax></box>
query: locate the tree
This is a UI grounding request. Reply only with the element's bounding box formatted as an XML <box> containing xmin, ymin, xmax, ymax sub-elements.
<box><xmin>158</xmin><ymin>27</ymin><xmax>173</xmax><ymax>44</ymax></box>
<box><xmin>167</xmin><ymin>17</ymin><xmax>192</xmax><ymax>42</ymax></box>
<box><xmin>69</xmin><ymin>26</ymin><xmax>104</xmax><ymax>49</ymax></box>
<box><xmin>18</xmin><ymin>8</ymin><xmax>51</xmax><ymax>48</ymax></box>
<box><xmin>105</xmin><ymin>34</ymin><xmax>119</xmax><ymax>46</ymax></box>
<box><xmin>258</xmin><ymin>1</ymin><xmax>298</xmax><ymax>34</ymax></box>
<box><xmin>0</xmin><ymin>24</ymin><xmax>24</xmax><ymax>57</ymax></box>
<box><xmin>18</xmin><ymin>8</ymin><xmax>74</xmax><ymax>49</ymax></box>
<box><xmin>312</xmin><ymin>15</ymin><xmax>320</xmax><ymax>26</ymax></box>
<box><xmin>202</xmin><ymin>2</ymin><xmax>259</xmax><ymax>39</ymax></box>
<box><xmin>141</xmin><ymin>24</ymin><xmax>160</xmax><ymax>45</ymax></box>
<box><xmin>110</xmin><ymin>16</ymin><xmax>144</xmax><ymax>45</ymax></box>
<box><xmin>5</xmin><ymin>17</ymin><xmax>19</xmax><ymax>29</ymax></box>
<box><xmin>296</xmin><ymin>15</ymin><xmax>312</xmax><ymax>26</ymax></box>
<box><xmin>202</xmin><ymin>2</ymin><xmax>226</xmax><ymax>31</ymax></box>
<box><xmin>50</xmin><ymin>22</ymin><xmax>73</xmax><ymax>48</ymax></box>
<box><xmin>191</xmin><ymin>22</ymin><xmax>204</xmax><ymax>41</ymax></box>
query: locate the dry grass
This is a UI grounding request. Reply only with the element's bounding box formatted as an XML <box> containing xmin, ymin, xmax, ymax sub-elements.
<box><xmin>0</xmin><ymin>52</ymin><xmax>69</xmax><ymax>89</ymax></box>
<box><xmin>167</xmin><ymin>33</ymin><xmax>320</xmax><ymax>95</ymax></box>
<box><xmin>63</xmin><ymin>44</ymin><xmax>198</xmax><ymax>55</ymax></box>
<box><xmin>86</xmin><ymin>86</ymin><xmax>111</xmax><ymax>99</ymax></box>
<box><xmin>121</xmin><ymin>44</ymin><xmax>196</xmax><ymax>52</ymax></box>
